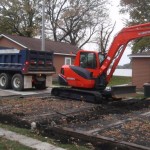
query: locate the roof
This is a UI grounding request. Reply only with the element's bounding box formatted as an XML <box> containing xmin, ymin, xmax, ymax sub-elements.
<box><xmin>128</xmin><ymin>51</ymin><xmax>150</xmax><ymax>58</ymax></box>
<box><xmin>0</xmin><ymin>34</ymin><xmax>79</xmax><ymax>55</ymax></box>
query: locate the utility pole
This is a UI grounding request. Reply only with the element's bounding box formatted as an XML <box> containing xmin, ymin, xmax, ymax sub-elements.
<box><xmin>41</xmin><ymin>0</ymin><xmax>45</xmax><ymax>51</ymax></box>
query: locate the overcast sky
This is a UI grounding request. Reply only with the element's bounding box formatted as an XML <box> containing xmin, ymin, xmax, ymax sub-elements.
<box><xmin>83</xmin><ymin>0</ymin><xmax>131</xmax><ymax>65</ymax></box>
<box><xmin>110</xmin><ymin>0</ymin><xmax>131</xmax><ymax>65</ymax></box>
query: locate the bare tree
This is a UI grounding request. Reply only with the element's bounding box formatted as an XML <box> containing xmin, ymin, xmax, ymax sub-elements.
<box><xmin>97</xmin><ymin>22</ymin><xmax>116</xmax><ymax>53</ymax></box>
<box><xmin>45</xmin><ymin>0</ymin><xmax>109</xmax><ymax>48</ymax></box>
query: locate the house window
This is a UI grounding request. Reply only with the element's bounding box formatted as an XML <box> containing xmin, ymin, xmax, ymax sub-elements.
<box><xmin>65</xmin><ymin>57</ymin><xmax>71</xmax><ymax>65</ymax></box>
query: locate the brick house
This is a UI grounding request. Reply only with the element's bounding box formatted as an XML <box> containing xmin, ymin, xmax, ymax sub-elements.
<box><xmin>129</xmin><ymin>51</ymin><xmax>150</xmax><ymax>89</ymax></box>
<box><xmin>0</xmin><ymin>34</ymin><xmax>79</xmax><ymax>80</ymax></box>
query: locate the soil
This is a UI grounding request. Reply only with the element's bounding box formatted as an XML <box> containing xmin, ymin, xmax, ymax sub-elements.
<box><xmin>0</xmin><ymin>96</ymin><xmax>149</xmax><ymax>148</ymax></box>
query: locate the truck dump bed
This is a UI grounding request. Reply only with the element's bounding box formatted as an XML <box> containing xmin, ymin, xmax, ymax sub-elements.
<box><xmin>0</xmin><ymin>48</ymin><xmax>55</xmax><ymax>74</ymax></box>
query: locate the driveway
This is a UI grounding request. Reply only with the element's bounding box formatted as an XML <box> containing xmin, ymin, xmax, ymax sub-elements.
<box><xmin>0</xmin><ymin>88</ymin><xmax>52</xmax><ymax>97</ymax></box>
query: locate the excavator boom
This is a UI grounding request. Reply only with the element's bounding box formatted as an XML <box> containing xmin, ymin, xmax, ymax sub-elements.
<box><xmin>101</xmin><ymin>22</ymin><xmax>150</xmax><ymax>82</ymax></box>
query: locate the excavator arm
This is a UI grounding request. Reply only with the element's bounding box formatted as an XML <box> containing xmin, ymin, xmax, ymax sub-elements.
<box><xmin>99</xmin><ymin>22</ymin><xmax>150</xmax><ymax>83</ymax></box>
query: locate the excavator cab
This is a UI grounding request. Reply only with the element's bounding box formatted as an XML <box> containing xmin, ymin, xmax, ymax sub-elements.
<box><xmin>80</xmin><ymin>52</ymin><xmax>97</xmax><ymax>69</ymax></box>
<box><xmin>79</xmin><ymin>51</ymin><xmax>105</xmax><ymax>68</ymax></box>
<box><xmin>58</xmin><ymin>50</ymin><xmax>107</xmax><ymax>90</ymax></box>
<box><xmin>74</xmin><ymin>50</ymin><xmax>105</xmax><ymax>76</ymax></box>
<box><xmin>99</xmin><ymin>53</ymin><xmax>105</xmax><ymax>66</ymax></box>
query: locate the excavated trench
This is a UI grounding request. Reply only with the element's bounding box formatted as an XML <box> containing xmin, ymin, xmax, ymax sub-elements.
<box><xmin>0</xmin><ymin>95</ymin><xmax>150</xmax><ymax>150</ymax></box>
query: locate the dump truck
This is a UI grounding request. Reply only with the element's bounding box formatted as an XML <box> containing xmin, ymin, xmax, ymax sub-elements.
<box><xmin>0</xmin><ymin>47</ymin><xmax>55</xmax><ymax>91</ymax></box>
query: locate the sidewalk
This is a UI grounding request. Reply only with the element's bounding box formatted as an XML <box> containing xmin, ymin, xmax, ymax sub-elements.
<box><xmin>0</xmin><ymin>128</ymin><xmax>65</xmax><ymax>150</ymax></box>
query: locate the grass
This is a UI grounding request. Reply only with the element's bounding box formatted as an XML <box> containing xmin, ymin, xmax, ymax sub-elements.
<box><xmin>53</xmin><ymin>76</ymin><xmax>132</xmax><ymax>87</ymax></box>
<box><xmin>0</xmin><ymin>138</ymin><xmax>33</xmax><ymax>150</ymax></box>
<box><xmin>0</xmin><ymin>123</ymin><xmax>90</xmax><ymax>150</ymax></box>
<box><xmin>108</xmin><ymin>76</ymin><xmax>145</xmax><ymax>98</ymax></box>
<box><xmin>108</xmin><ymin>76</ymin><xmax>132</xmax><ymax>86</ymax></box>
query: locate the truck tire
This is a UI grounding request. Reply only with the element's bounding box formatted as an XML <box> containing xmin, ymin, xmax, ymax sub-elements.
<box><xmin>0</xmin><ymin>73</ymin><xmax>11</xmax><ymax>89</ymax></box>
<box><xmin>34</xmin><ymin>82</ymin><xmax>46</xmax><ymax>90</ymax></box>
<box><xmin>11</xmin><ymin>74</ymin><xmax>24</xmax><ymax>91</ymax></box>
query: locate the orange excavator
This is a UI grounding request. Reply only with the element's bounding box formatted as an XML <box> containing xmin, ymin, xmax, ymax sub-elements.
<box><xmin>51</xmin><ymin>22</ymin><xmax>150</xmax><ymax>103</ymax></box>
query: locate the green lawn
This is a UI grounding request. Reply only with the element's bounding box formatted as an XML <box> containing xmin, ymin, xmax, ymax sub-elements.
<box><xmin>108</xmin><ymin>76</ymin><xmax>131</xmax><ymax>86</ymax></box>
<box><xmin>0</xmin><ymin>123</ymin><xmax>90</xmax><ymax>150</ymax></box>
<box><xmin>0</xmin><ymin>138</ymin><xmax>33</xmax><ymax>150</ymax></box>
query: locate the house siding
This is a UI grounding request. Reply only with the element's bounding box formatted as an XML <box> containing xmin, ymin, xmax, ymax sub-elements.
<box><xmin>53</xmin><ymin>55</ymin><xmax>75</xmax><ymax>80</ymax></box>
<box><xmin>0</xmin><ymin>37</ymin><xmax>23</xmax><ymax>50</ymax></box>
<box><xmin>53</xmin><ymin>55</ymin><xmax>64</xmax><ymax>79</ymax></box>
<box><xmin>132</xmin><ymin>58</ymin><xmax>150</xmax><ymax>89</ymax></box>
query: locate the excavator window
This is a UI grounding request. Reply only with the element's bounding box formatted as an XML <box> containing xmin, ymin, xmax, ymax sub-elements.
<box><xmin>80</xmin><ymin>52</ymin><xmax>97</xmax><ymax>69</ymax></box>
<box><xmin>98</xmin><ymin>53</ymin><xmax>105</xmax><ymax>66</ymax></box>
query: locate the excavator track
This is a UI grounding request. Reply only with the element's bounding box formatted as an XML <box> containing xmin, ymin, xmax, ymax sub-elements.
<box><xmin>51</xmin><ymin>87</ymin><xmax>103</xmax><ymax>103</ymax></box>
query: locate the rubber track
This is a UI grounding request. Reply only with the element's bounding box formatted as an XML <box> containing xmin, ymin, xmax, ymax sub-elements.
<box><xmin>51</xmin><ymin>87</ymin><xmax>102</xmax><ymax>103</ymax></box>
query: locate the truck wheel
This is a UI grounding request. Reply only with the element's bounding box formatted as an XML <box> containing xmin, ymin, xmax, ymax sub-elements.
<box><xmin>11</xmin><ymin>74</ymin><xmax>24</xmax><ymax>91</ymax></box>
<box><xmin>0</xmin><ymin>73</ymin><xmax>11</xmax><ymax>89</ymax></box>
<box><xmin>34</xmin><ymin>82</ymin><xmax>46</xmax><ymax>90</ymax></box>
